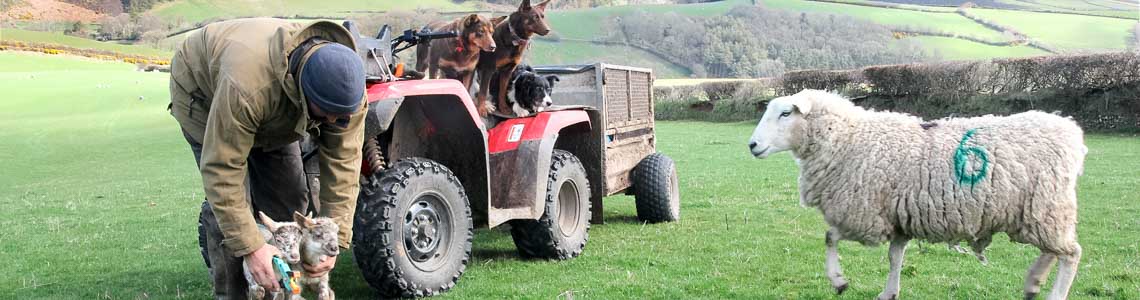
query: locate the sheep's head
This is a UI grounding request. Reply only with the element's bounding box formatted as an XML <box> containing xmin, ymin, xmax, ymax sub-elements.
<box><xmin>258</xmin><ymin>211</ymin><xmax>304</xmax><ymax>264</ymax></box>
<box><xmin>749</xmin><ymin>92</ymin><xmax>813</xmax><ymax>159</ymax></box>
<box><xmin>294</xmin><ymin>211</ymin><xmax>341</xmax><ymax>261</ymax></box>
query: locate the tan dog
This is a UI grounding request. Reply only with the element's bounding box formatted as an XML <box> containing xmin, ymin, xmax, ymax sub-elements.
<box><xmin>416</xmin><ymin>14</ymin><xmax>497</xmax><ymax>89</ymax></box>
<box><xmin>475</xmin><ymin>0</ymin><xmax>553</xmax><ymax>116</ymax></box>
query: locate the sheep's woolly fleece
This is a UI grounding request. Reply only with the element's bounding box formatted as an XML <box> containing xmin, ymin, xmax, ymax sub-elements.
<box><xmin>785</xmin><ymin>90</ymin><xmax>1085</xmax><ymax>254</ymax></box>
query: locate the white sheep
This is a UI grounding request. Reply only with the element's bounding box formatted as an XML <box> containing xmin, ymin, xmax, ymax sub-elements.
<box><xmin>747</xmin><ymin>90</ymin><xmax>1086</xmax><ymax>300</ymax></box>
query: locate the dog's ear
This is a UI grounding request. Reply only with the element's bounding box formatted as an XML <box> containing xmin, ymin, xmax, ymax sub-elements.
<box><xmin>519</xmin><ymin>0</ymin><xmax>532</xmax><ymax>10</ymax></box>
<box><xmin>463</xmin><ymin>14</ymin><xmax>481</xmax><ymax>28</ymax></box>
<box><xmin>492</xmin><ymin>15</ymin><xmax>508</xmax><ymax>25</ymax></box>
<box><xmin>535</xmin><ymin>0</ymin><xmax>551</xmax><ymax>11</ymax></box>
<box><xmin>546</xmin><ymin>75</ymin><xmax>560</xmax><ymax>87</ymax></box>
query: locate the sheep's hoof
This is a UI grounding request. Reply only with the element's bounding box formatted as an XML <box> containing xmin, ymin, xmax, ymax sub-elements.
<box><xmin>834</xmin><ymin>283</ymin><xmax>848</xmax><ymax>295</ymax></box>
<box><xmin>1024</xmin><ymin>292</ymin><xmax>1038</xmax><ymax>300</ymax></box>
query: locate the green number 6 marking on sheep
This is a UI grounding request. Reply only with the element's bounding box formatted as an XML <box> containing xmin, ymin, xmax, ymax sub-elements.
<box><xmin>954</xmin><ymin>128</ymin><xmax>990</xmax><ymax>186</ymax></box>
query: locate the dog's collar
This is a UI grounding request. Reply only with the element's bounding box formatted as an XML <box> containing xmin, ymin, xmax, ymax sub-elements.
<box><xmin>505</xmin><ymin>15</ymin><xmax>529</xmax><ymax>47</ymax></box>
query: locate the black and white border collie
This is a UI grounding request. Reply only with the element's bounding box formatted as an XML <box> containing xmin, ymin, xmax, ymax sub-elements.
<box><xmin>491</xmin><ymin>64</ymin><xmax>559</xmax><ymax>117</ymax></box>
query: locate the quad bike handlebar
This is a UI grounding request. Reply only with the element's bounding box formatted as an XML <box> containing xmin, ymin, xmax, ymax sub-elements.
<box><xmin>342</xmin><ymin>20</ymin><xmax>457</xmax><ymax>82</ymax></box>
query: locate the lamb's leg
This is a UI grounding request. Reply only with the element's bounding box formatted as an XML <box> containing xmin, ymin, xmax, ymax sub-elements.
<box><xmin>1023</xmin><ymin>252</ymin><xmax>1058</xmax><ymax>299</ymax></box>
<box><xmin>824</xmin><ymin>228</ymin><xmax>848</xmax><ymax>294</ymax></box>
<box><xmin>877</xmin><ymin>236</ymin><xmax>909</xmax><ymax>300</ymax></box>
<box><xmin>317</xmin><ymin>277</ymin><xmax>335</xmax><ymax>300</ymax></box>
<box><xmin>1046</xmin><ymin>244</ymin><xmax>1081</xmax><ymax>300</ymax></box>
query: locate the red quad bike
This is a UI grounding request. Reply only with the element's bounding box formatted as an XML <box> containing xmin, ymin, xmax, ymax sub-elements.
<box><xmin>197</xmin><ymin>21</ymin><xmax>682</xmax><ymax>298</ymax></box>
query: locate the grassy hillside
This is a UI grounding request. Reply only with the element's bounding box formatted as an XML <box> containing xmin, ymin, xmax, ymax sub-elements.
<box><xmin>760</xmin><ymin>0</ymin><xmax>1009</xmax><ymax>40</ymax></box>
<box><xmin>0</xmin><ymin>28</ymin><xmax>171</xmax><ymax>57</ymax></box>
<box><xmin>528</xmin><ymin>39</ymin><xmax>689</xmax><ymax>78</ymax></box>
<box><xmin>3</xmin><ymin>53</ymin><xmax>1139</xmax><ymax>298</ymax></box>
<box><xmin>547</xmin><ymin>0</ymin><xmax>749</xmax><ymax>40</ymax></box>
<box><xmin>913</xmin><ymin>36</ymin><xmax>1049</xmax><ymax>60</ymax></box>
<box><xmin>971</xmin><ymin>8</ymin><xmax>1138</xmax><ymax>50</ymax></box>
<box><xmin>152</xmin><ymin>0</ymin><xmax>480</xmax><ymax>23</ymax></box>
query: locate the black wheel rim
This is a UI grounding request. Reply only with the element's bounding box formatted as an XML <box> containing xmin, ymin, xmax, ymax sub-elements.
<box><xmin>403</xmin><ymin>192</ymin><xmax>453</xmax><ymax>271</ymax></box>
<box><xmin>556</xmin><ymin>179</ymin><xmax>581</xmax><ymax>237</ymax></box>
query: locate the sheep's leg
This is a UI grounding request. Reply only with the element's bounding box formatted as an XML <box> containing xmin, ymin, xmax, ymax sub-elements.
<box><xmin>317</xmin><ymin>278</ymin><xmax>335</xmax><ymax>300</ymax></box>
<box><xmin>877</xmin><ymin>236</ymin><xmax>909</xmax><ymax>300</ymax></box>
<box><xmin>1023</xmin><ymin>252</ymin><xmax>1058</xmax><ymax>299</ymax></box>
<box><xmin>970</xmin><ymin>237</ymin><xmax>992</xmax><ymax>265</ymax></box>
<box><xmin>824</xmin><ymin>228</ymin><xmax>849</xmax><ymax>294</ymax></box>
<box><xmin>1046</xmin><ymin>244</ymin><xmax>1082</xmax><ymax>300</ymax></box>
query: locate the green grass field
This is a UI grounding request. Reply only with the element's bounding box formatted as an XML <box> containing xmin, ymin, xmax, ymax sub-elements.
<box><xmin>528</xmin><ymin>39</ymin><xmax>689</xmax><ymax>78</ymax></box>
<box><xmin>760</xmin><ymin>0</ymin><xmax>1010</xmax><ymax>41</ymax></box>
<box><xmin>3</xmin><ymin>53</ymin><xmax>1139</xmax><ymax>299</ymax></box>
<box><xmin>152</xmin><ymin>0</ymin><xmax>480</xmax><ymax>24</ymax></box>
<box><xmin>910</xmin><ymin>36</ymin><xmax>1051</xmax><ymax>60</ymax></box>
<box><xmin>0</xmin><ymin>29</ymin><xmax>171</xmax><ymax>57</ymax></box>
<box><xmin>970</xmin><ymin>8</ymin><xmax>1138</xmax><ymax>50</ymax></box>
<box><xmin>547</xmin><ymin>0</ymin><xmax>748</xmax><ymax>40</ymax></box>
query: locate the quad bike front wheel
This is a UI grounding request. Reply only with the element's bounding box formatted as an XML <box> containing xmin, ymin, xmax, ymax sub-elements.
<box><xmin>353</xmin><ymin>157</ymin><xmax>473</xmax><ymax>298</ymax></box>
<box><xmin>509</xmin><ymin>150</ymin><xmax>592</xmax><ymax>260</ymax></box>
<box><xmin>632</xmin><ymin>153</ymin><xmax>681</xmax><ymax>223</ymax></box>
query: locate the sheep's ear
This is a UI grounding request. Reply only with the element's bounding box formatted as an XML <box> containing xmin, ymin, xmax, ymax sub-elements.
<box><xmin>294</xmin><ymin>211</ymin><xmax>316</xmax><ymax>228</ymax></box>
<box><xmin>793</xmin><ymin>98</ymin><xmax>812</xmax><ymax>116</ymax></box>
<box><xmin>259</xmin><ymin>211</ymin><xmax>279</xmax><ymax>232</ymax></box>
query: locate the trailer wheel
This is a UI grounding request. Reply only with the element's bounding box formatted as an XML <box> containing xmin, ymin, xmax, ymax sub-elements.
<box><xmin>632</xmin><ymin>153</ymin><xmax>681</xmax><ymax>223</ymax></box>
<box><xmin>509</xmin><ymin>150</ymin><xmax>592</xmax><ymax>260</ymax></box>
<box><xmin>353</xmin><ymin>158</ymin><xmax>473</xmax><ymax>298</ymax></box>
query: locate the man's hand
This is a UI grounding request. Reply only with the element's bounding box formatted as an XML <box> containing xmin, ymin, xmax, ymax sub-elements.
<box><xmin>244</xmin><ymin>244</ymin><xmax>282</xmax><ymax>291</ymax></box>
<box><xmin>303</xmin><ymin>255</ymin><xmax>338</xmax><ymax>277</ymax></box>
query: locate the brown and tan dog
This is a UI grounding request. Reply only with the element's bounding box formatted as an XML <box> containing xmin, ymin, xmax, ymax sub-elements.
<box><xmin>474</xmin><ymin>0</ymin><xmax>552</xmax><ymax>116</ymax></box>
<box><xmin>416</xmin><ymin>14</ymin><xmax>497</xmax><ymax>89</ymax></box>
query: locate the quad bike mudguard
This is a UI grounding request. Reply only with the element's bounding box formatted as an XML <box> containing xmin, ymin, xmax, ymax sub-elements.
<box><xmin>486</xmin><ymin>108</ymin><xmax>592</xmax><ymax>227</ymax></box>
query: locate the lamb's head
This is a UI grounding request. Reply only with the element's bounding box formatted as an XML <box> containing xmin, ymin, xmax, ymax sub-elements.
<box><xmin>748</xmin><ymin>92</ymin><xmax>813</xmax><ymax>159</ymax></box>
<box><xmin>258</xmin><ymin>211</ymin><xmax>304</xmax><ymax>264</ymax></box>
<box><xmin>294</xmin><ymin>211</ymin><xmax>341</xmax><ymax>260</ymax></box>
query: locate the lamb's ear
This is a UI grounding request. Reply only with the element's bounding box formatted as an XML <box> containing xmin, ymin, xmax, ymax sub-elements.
<box><xmin>793</xmin><ymin>97</ymin><xmax>813</xmax><ymax>116</ymax></box>
<box><xmin>293</xmin><ymin>211</ymin><xmax>315</xmax><ymax>228</ymax></box>
<box><xmin>259</xmin><ymin>211</ymin><xmax>280</xmax><ymax>232</ymax></box>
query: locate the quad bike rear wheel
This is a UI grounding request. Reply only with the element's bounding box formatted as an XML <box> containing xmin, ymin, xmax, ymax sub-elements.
<box><xmin>353</xmin><ymin>157</ymin><xmax>473</xmax><ymax>298</ymax></box>
<box><xmin>509</xmin><ymin>150</ymin><xmax>592</xmax><ymax>260</ymax></box>
<box><xmin>632</xmin><ymin>153</ymin><xmax>681</xmax><ymax>223</ymax></box>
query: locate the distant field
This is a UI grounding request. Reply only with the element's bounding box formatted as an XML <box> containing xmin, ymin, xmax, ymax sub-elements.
<box><xmin>910</xmin><ymin>36</ymin><xmax>1050</xmax><ymax>60</ymax></box>
<box><xmin>151</xmin><ymin>0</ymin><xmax>480</xmax><ymax>23</ymax></box>
<box><xmin>0</xmin><ymin>29</ymin><xmax>171</xmax><ymax>57</ymax></box>
<box><xmin>760</xmin><ymin>0</ymin><xmax>1010</xmax><ymax>40</ymax></box>
<box><xmin>547</xmin><ymin>0</ymin><xmax>748</xmax><ymax>40</ymax></box>
<box><xmin>655</xmin><ymin>78</ymin><xmax>762</xmax><ymax>87</ymax></box>
<box><xmin>998</xmin><ymin>0</ymin><xmax>1140</xmax><ymax>14</ymax></box>
<box><xmin>970</xmin><ymin>8</ymin><xmax>1138</xmax><ymax>50</ymax></box>
<box><xmin>528</xmin><ymin>39</ymin><xmax>689</xmax><ymax>78</ymax></box>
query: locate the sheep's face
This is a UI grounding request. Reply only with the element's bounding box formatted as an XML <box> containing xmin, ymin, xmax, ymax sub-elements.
<box><xmin>749</xmin><ymin>95</ymin><xmax>811</xmax><ymax>158</ymax></box>
<box><xmin>295</xmin><ymin>212</ymin><xmax>341</xmax><ymax>259</ymax></box>
<box><xmin>259</xmin><ymin>212</ymin><xmax>304</xmax><ymax>264</ymax></box>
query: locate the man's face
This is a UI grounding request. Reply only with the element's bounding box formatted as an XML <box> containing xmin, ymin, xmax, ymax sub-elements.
<box><xmin>308</xmin><ymin>101</ymin><xmax>352</xmax><ymax>128</ymax></box>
